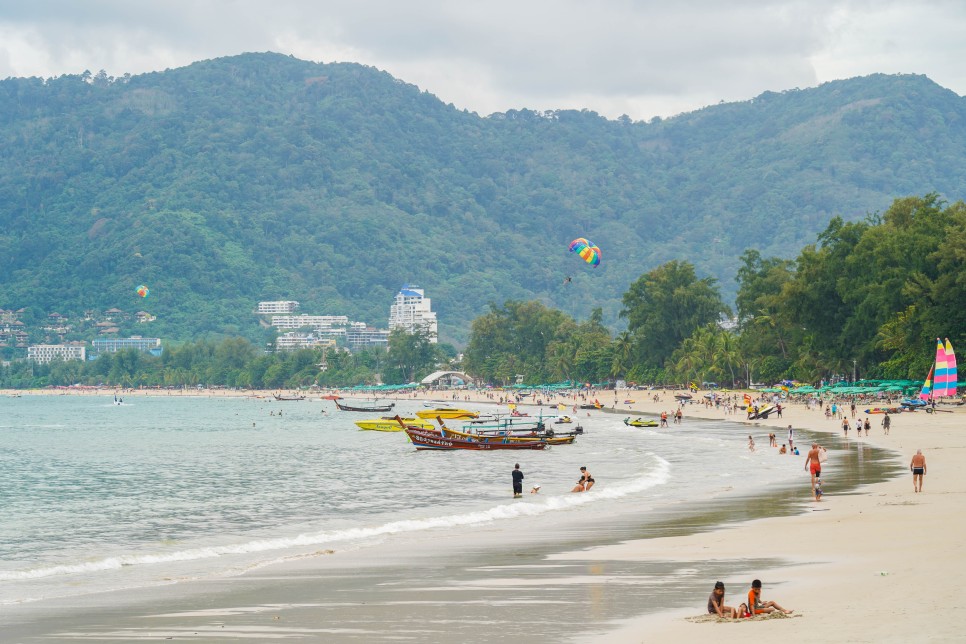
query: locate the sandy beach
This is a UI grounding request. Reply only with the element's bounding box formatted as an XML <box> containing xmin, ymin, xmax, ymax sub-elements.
<box><xmin>3</xmin><ymin>386</ymin><xmax>961</xmax><ymax>643</ymax></box>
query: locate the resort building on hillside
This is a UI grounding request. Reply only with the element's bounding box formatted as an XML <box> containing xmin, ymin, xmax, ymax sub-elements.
<box><xmin>27</xmin><ymin>344</ymin><xmax>86</xmax><ymax>364</ymax></box>
<box><xmin>388</xmin><ymin>285</ymin><xmax>437</xmax><ymax>342</ymax></box>
<box><xmin>270</xmin><ymin>315</ymin><xmax>350</xmax><ymax>330</ymax></box>
<box><xmin>346</xmin><ymin>324</ymin><xmax>390</xmax><ymax>349</ymax></box>
<box><xmin>257</xmin><ymin>301</ymin><xmax>300</xmax><ymax>315</ymax></box>
<box><xmin>275</xmin><ymin>333</ymin><xmax>337</xmax><ymax>351</ymax></box>
<box><xmin>91</xmin><ymin>337</ymin><xmax>163</xmax><ymax>357</ymax></box>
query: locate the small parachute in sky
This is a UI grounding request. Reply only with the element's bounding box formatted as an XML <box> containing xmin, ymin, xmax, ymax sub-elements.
<box><xmin>568</xmin><ymin>238</ymin><xmax>601</xmax><ymax>267</ymax></box>
<box><xmin>136</xmin><ymin>285</ymin><xmax>149</xmax><ymax>298</ymax></box>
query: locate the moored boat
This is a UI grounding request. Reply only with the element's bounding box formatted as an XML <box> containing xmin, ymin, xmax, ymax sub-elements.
<box><xmin>274</xmin><ymin>394</ymin><xmax>306</xmax><ymax>401</ymax></box>
<box><xmin>355</xmin><ymin>417</ymin><xmax>434</xmax><ymax>432</ymax></box>
<box><xmin>415</xmin><ymin>408</ymin><xmax>479</xmax><ymax>420</ymax></box>
<box><xmin>336</xmin><ymin>400</ymin><xmax>395</xmax><ymax>412</ymax></box>
<box><xmin>436</xmin><ymin>419</ymin><xmax>576</xmax><ymax>445</ymax></box>
<box><xmin>404</xmin><ymin>426</ymin><xmax>548</xmax><ymax>450</ymax></box>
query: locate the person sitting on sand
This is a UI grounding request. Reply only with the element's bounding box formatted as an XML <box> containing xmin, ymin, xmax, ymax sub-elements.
<box><xmin>708</xmin><ymin>581</ymin><xmax>737</xmax><ymax>619</ymax></box>
<box><xmin>737</xmin><ymin>602</ymin><xmax>752</xmax><ymax>618</ymax></box>
<box><xmin>747</xmin><ymin>579</ymin><xmax>793</xmax><ymax>615</ymax></box>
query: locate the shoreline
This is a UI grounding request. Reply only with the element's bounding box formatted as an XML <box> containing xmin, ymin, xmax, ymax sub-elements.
<box><xmin>3</xmin><ymin>388</ymin><xmax>961</xmax><ymax>642</ymax></box>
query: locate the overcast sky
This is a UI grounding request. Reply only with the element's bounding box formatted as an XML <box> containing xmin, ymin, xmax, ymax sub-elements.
<box><xmin>1</xmin><ymin>0</ymin><xmax>964</xmax><ymax>120</ymax></box>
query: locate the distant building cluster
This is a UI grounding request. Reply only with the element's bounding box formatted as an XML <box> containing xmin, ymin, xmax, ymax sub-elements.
<box><xmin>2</xmin><ymin>307</ymin><xmax>162</xmax><ymax>364</ymax></box>
<box><xmin>257</xmin><ymin>285</ymin><xmax>437</xmax><ymax>353</ymax></box>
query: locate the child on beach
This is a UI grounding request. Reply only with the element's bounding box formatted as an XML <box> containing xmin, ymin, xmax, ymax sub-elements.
<box><xmin>747</xmin><ymin>579</ymin><xmax>793</xmax><ymax>615</ymax></box>
<box><xmin>748</xmin><ymin>435</ymin><xmax>755</xmax><ymax>452</ymax></box>
<box><xmin>708</xmin><ymin>581</ymin><xmax>737</xmax><ymax>618</ymax></box>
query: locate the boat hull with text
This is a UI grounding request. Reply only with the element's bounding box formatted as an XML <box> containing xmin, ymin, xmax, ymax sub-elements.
<box><xmin>404</xmin><ymin>427</ymin><xmax>548</xmax><ymax>450</ymax></box>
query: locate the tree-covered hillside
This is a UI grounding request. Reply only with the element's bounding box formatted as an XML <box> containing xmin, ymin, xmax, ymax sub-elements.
<box><xmin>1</xmin><ymin>53</ymin><xmax>964</xmax><ymax>345</ymax></box>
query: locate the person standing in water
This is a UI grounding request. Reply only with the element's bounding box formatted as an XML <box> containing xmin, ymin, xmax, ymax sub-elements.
<box><xmin>511</xmin><ymin>463</ymin><xmax>525</xmax><ymax>498</ymax></box>
<box><xmin>571</xmin><ymin>466</ymin><xmax>595</xmax><ymax>492</ymax></box>
<box><xmin>805</xmin><ymin>443</ymin><xmax>823</xmax><ymax>501</ymax></box>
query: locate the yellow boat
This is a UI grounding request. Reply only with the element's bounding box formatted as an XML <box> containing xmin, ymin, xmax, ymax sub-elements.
<box><xmin>415</xmin><ymin>408</ymin><xmax>480</xmax><ymax>420</ymax></box>
<box><xmin>355</xmin><ymin>417</ymin><xmax>435</xmax><ymax>432</ymax></box>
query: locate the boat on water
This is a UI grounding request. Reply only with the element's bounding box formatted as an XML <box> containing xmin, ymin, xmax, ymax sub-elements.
<box><xmin>335</xmin><ymin>400</ymin><xmax>395</xmax><ymax>412</ymax></box>
<box><xmin>578</xmin><ymin>402</ymin><xmax>602</xmax><ymax>410</ymax></box>
<box><xmin>415</xmin><ymin>408</ymin><xmax>479</xmax><ymax>420</ymax></box>
<box><xmin>354</xmin><ymin>417</ymin><xmax>434</xmax><ymax>432</ymax></box>
<box><xmin>554</xmin><ymin>416</ymin><xmax>573</xmax><ymax>424</ymax></box>
<box><xmin>623</xmin><ymin>417</ymin><xmax>658</xmax><ymax>428</ymax></box>
<box><xmin>274</xmin><ymin>394</ymin><xmax>306</xmax><ymax>401</ymax></box>
<box><xmin>404</xmin><ymin>426</ymin><xmax>549</xmax><ymax>450</ymax></box>
<box><xmin>435</xmin><ymin>418</ymin><xmax>577</xmax><ymax>444</ymax></box>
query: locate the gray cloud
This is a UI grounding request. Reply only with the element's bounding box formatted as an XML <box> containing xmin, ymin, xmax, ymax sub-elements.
<box><xmin>0</xmin><ymin>0</ymin><xmax>963</xmax><ymax>120</ymax></box>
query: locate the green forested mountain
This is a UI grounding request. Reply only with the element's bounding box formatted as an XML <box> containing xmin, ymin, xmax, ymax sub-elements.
<box><xmin>1</xmin><ymin>52</ymin><xmax>965</xmax><ymax>345</ymax></box>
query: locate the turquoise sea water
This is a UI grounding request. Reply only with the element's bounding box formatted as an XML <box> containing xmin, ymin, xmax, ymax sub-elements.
<box><xmin>0</xmin><ymin>394</ymin><xmax>808</xmax><ymax>605</ymax></box>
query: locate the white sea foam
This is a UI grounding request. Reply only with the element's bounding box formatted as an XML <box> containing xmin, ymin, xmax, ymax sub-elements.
<box><xmin>0</xmin><ymin>456</ymin><xmax>671</xmax><ymax>583</ymax></box>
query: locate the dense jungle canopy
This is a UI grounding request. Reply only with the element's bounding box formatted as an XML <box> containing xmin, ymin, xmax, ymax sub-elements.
<box><xmin>2</xmin><ymin>53</ymin><xmax>966</xmax><ymax>348</ymax></box>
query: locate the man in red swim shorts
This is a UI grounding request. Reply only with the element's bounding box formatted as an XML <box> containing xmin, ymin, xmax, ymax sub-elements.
<box><xmin>805</xmin><ymin>442</ymin><xmax>822</xmax><ymax>501</ymax></box>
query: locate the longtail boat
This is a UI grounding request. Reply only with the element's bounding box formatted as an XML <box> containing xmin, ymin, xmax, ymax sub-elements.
<box><xmin>273</xmin><ymin>394</ymin><xmax>306</xmax><ymax>401</ymax></box>
<box><xmin>415</xmin><ymin>408</ymin><xmax>479</xmax><ymax>420</ymax></box>
<box><xmin>404</xmin><ymin>426</ymin><xmax>547</xmax><ymax>450</ymax></box>
<box><xmin>335</xmin><ymin>400</ymin><xmax>395</xmax><ymax>413</ymax></box>
<box><xmin>436</xmin><ymin>418</ymin><xmax>575</xmax><ymax>445</ymax></box>
<box><xmin>355</xmin><ymin>417</ymin><xmax>434</xmax><ymax>432</ymax></box>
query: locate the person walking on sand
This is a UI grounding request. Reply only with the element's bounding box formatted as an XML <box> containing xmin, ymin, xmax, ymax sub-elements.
<box><xmin>842</xmin><ymin>417</ymin><xmax>849</xmax><ymax>436</ymax></box>
<box><xmin>747</xmin><ymin>579</ymin><xmax>793</xmax><ymax>615</ymax></box>
<box><xmin>864</xmin><ymin>417</ymin><xmax>871</xmax><ymax>436</ymax></box>
<box><xmin>910</xmin><ymin>450</ymin><xmax>927</xmax><ymax>493</ymax></box>
<box><xmin>708</xmin><ymin>581</ymin><xmax>737</xmax><ymax>619</ymax></box>
<box><xmin>805</xmin><ymin>443</ymin><xmax>823</xmax><ymax>501</ymax></box>
<box><xmin>511</xmin><ymin>463</ymin><xmax>525</xmax><ymax>498</ymax></box>
<box><xmin>882</xmin><ymin>412</ymin><xmax>891</xmax><ymax>435</ymax></box>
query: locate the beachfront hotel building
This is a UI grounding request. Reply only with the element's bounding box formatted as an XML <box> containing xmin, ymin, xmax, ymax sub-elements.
<box><xmin>388</xmin><ymin>285</ymin><xmax>438</xmax><ymax>343</ymax></box>
<box><xmin>257</xmin><ymin>300</ymin><xmax>300</xmax><ymax>315</ymax></box>
<box><xmin>91</xmin><ymin>337</ymin><xmax>163</xmax><ymax>357</ymax></box>
<box><xmin>274</xmin><ymin>333</ymin><xmax>338</xmax><ymax>351</ymax></box>
<box><xmin>270</xmin><ymin>315</ymin><xmax>350</xmax><ymax>330</ymax></box>
<box><xmin>27</xmin><ymin>344</ymin><xmax>86</xmax><ymax>364</ymax></box>
<box><xmin>346</xmin><ymin>324</ymin><xmax>390</xmax><ymax>349</ymax></box>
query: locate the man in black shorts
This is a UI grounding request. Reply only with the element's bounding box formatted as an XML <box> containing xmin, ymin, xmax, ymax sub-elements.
<box><xmin>512</xmin><ymin>463</ymin><xmax>525</xmax><ymax>498</ymax></box>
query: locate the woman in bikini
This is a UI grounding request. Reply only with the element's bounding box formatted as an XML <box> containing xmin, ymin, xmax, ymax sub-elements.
<box><xmin>571</xmin><ymin>466</ymin><xmax>595</xmax><ymax>492</ymax></box>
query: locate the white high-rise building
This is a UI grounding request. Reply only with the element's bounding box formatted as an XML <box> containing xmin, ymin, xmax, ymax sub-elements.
<box><xmin>388</xmin><ymin>285</ymin><xmax>437</xmax><ymax>342</ymax></box>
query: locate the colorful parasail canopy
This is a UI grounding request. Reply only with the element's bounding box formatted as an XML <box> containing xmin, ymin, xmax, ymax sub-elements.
<box><xmin>569</xmin><ymin>238</ymin><xmax>601</xmax><ymax>267</ymax></box>
<box><xmin>136</xmin><ymin>285</ymin><xmax>149</xmax><ymax>298</ymax></box>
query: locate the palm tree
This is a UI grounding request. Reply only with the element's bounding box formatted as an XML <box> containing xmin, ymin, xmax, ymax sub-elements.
<box><xmin>610</xmin><ymin>331</ymin><xmax>633</xmax><ymax>379</ymax></box>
